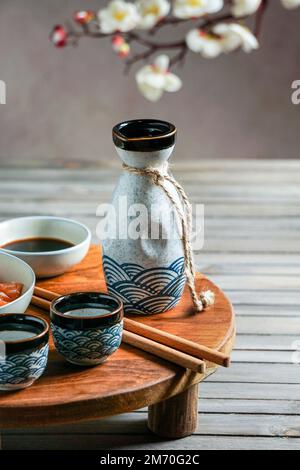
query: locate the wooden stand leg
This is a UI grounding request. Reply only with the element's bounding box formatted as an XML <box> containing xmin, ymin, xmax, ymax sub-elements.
<box><xmin>148</xmin><ymin>384</ymin><xmax>199</xmax><ymax>439</ymax></box>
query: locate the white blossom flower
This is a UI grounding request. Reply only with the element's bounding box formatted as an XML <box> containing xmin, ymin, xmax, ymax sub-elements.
<box><xmin>136</xmin><ymin>55</ymin><xmax>182</xmax><ymax>101</ymax></box>
<box><xmin>98</xmin><ymin>0</ymin><xmax>140</xmax><ymax>33</ymax></box>
<box><xmin>186</xmin><ymin>30</ymin><xmax>224</xmax><ymax>58</ymax></box>
<box><xmin>173</xmin><ymin>0</ymin><xmax>223</xmax><ymax>19</ymax></box>
<box><xmin>137</xmin><ymin>0</ymin><xmax>170</xmax><ymax>29</ymax></box>
<box><xmin>231</xmin><ymin>0</ymin><xmax>261</xmax><ymax>18</ymax></box>
<box><xmin>214</xmin><ymin>23</ymin><xmax>259</xmax><ymax>53</ymax></box>
<box><xmin>281</xmin><ymin>0</ymin><xmax>300</xmax><ymax>8</ymax></box>
<box><xmin>186</xmin><ymin>22</ymin><xmax>259</xmax><ymax>57</ymax></box>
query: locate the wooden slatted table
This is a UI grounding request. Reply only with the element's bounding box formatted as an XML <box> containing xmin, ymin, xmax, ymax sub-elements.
<box><xmin>0</xmin><ymin>245</ymin><xmax>234</xmax><ymax>439</ymax></box>
<box><xmin>0</xmin><ymin>160</ymin><xmax>300</xmax><ymax>450</ymax></box>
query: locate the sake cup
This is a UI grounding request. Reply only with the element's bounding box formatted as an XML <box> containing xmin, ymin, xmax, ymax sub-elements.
<box><xmin>0</xmin><ymin>314</ymin><xmax>49</xmax><ymax>391</ymax></box>
<box><xmin>50</xmin><ymin>292</ymin><xmax>124</xmax><ymax>366</ymax></box>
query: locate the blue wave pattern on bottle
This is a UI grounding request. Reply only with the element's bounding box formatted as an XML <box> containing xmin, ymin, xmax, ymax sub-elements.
<box><xmin>0</xmin><ymin>344</ymin><xmax>49</xmax><ymax>386</ymax></box>
<box><xmin>103</xmin><ymin>255</ymin><xmax>186</xmax><ymax>315</ymax></box>
<box><xmin>51</xmin><ymin>321</ymin><xmax>123</xmax><ymax>365</ymax></box>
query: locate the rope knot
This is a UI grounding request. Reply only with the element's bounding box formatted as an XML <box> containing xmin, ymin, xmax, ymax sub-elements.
<box><xmin>150</xmin><ymin>170</ymin><xmax>164</xmax><ymax>185</ymax></box>
<box><xmin>122</xmin><ymin>162</ymin><xmax>214</xmax><ymax>313</ymax></box>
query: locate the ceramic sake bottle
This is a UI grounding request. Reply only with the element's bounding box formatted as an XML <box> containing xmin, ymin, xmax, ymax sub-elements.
<box><xmin>102</xmin><ymin>119</ymin><xmax>186</xmax><ymax>315</ymax></box>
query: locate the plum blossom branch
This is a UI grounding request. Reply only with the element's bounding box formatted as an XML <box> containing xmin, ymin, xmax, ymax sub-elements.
<box><xmin>52</xmin><ymin>5</ymin><xmax>264</xmax><ymax>61</ymax></box>
<box><xmin>50</xmin><ymin>0</ymin><xmax>299</xmax><ymax>101</ymax></box>
<box><xmin>59</xmin><ymin>11</ymin><xmax>255</xmax><ymax>71</ymax></box>
<box><xmin>125</xmin><ymin>31</ymin><xmax>186</xmax><ymax>71</ymax></box>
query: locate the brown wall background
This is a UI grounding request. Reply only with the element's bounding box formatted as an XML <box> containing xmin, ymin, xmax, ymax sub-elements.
<box><xmin>0</xmin><ymin>0</ymin><xmax>299</xmax><ymax>167</ymax></box>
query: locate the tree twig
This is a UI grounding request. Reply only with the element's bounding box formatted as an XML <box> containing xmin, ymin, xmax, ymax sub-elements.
<box><xmin>169</xmin><ymin>45</ymin><xmax>188</xmax><ymax>68</ymax></box>
<box><xmin>55</xmin><ymin>3</ymin><xmax>270</xmax><ymax>72</ymax></box>
<box><xmin>254</xmin><ymin>0</ymin><xmax>269</xmax><ymax>38</ymax></box>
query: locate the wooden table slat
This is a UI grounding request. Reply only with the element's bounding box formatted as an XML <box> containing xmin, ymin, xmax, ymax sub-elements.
<box><xmin>0</xmin><ymin>161</ymin><xmax>299</xmax><ymax>450</ymax></box>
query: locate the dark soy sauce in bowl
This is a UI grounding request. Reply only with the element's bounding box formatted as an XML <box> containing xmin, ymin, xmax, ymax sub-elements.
<box><xmin>2</xmin><ymin>237</ymin><xmax>74</xmax><ymax>253</ymax></box>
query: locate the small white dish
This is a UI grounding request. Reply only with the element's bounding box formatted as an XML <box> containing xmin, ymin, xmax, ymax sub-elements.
<box><xmin>0</xmin><ymin>252</ymin><xmax>35</xmax><ymax>314</ymax></box>
<box><xmin>0</xmin><ymin>216</ymin><xmax>91</xmax><ymax>278</ymax></box>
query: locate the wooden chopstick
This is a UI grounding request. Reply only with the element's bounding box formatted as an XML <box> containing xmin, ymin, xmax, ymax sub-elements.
<box><xmin>124</xmin><ymin>317</ymin><xmax>230</xmax><ymax>367</ymax></box>
<box><xmin>33</xmin><ymin>286</ymin><xmax>230</xmax><ymax>367</ymax></box>
<box><xmin>31</xmin><ymin>293</ymin><xmax>206</xmax><ymax>374</ymax></box>
<box><xmin>122</xmin><ymin>330</ymin><xmax>206</xmax><ymax>373</ymax></box>
<box><xmin>31</xmin><ymin>295</ymin><xmax>51</xmax><ymax>312</ymax></box>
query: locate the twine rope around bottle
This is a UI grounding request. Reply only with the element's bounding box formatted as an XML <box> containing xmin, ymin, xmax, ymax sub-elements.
<box><xmin>122</xmin><ymin>162</ymin><xmax>215</xmax><ymax>312</ymax></box>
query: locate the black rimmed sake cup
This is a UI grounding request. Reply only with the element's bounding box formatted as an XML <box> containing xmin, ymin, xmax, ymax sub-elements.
<box><xmin>50</xmin><ymin>292</ymin><xmax>124</xmax><ymax>366</ymax></box>
<box><xmin>0</xmin><ymin>314</ymin><xmax>49</xmax><ymax>391</ymax></box>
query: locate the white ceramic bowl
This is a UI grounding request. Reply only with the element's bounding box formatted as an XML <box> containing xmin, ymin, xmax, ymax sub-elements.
<box><xmin>0</xmin><ymin>216</ymin><xmax>91</xmax><ymax>278</ymax></box>
<box><xmin>0</xmin><ymin>252</ymin><xmax>35</xmax><ymax>314</ymax></box>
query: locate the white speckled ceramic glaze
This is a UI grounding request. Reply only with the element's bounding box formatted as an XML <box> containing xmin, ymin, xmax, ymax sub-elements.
<box><xmin>102</xmin><ymin>121</ymin><xmax>186</xmax><ymax>315</ymax></box>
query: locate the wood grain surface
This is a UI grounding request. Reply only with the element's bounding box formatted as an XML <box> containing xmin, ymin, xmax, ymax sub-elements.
<box><xmin>148</xmin><ymin>384</ymin><xmax>199</xmax><ymax>438</ymax></box>
<box><xmin>0</xmin><ymin>161</ymin><xmax>299</xmax><ymax>449</ymax></box>
<box><xmin>0</xmin><ymin>245</ymin><xmax>234</xmax><ymax>428</ymax></box>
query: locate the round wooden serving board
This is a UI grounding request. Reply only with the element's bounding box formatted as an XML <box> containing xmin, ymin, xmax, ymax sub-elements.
<box><xmin>0</xmin><ymin>245</ymin><xmax>235</xmax><ymax>435</ymax></box>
